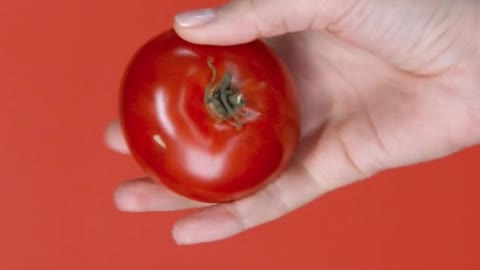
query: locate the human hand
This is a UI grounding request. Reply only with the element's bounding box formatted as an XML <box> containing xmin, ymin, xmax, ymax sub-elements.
<box><xmin>105</xmin><ymin>0</ymin><xmax>480</xmax><ymax>245</ymax></box>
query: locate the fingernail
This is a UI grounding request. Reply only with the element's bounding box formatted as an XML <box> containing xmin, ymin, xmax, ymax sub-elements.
<box><xmin>172</xmin><ymin>221</ymin><xmax>198</xmax><ymax>245</ymax></box>
<box><xmin>175</xmin><ymin>8</ymin><xmax>215</xmax><ymax>27</ymax></box>
<box><xmin>104</xmin><ymin>120</ymin><xmax>130</xmax><ymax>154</ymax></box>
<box><xmin>114</xmin><ymin>189</ymin><xmax>142</xmax><ymax>212</ymax></box>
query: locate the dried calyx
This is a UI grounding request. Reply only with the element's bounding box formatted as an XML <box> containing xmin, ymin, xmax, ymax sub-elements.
<box><xmin>204</xmin><ymin>57</ymin><xmax>246</xmax><ymax>129</ymax></box>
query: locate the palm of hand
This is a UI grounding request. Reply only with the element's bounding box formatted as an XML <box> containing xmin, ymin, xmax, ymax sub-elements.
<box><xmin>270</xmin><ymin>31</ymin><xmax>480</xmax><ymax>196</ymax></box>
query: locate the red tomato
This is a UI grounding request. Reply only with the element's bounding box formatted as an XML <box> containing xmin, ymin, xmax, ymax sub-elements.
<box><xmin>120</xmin><ymin>29</ymin><xmax>300</xmax><ymax>203</ymax></box>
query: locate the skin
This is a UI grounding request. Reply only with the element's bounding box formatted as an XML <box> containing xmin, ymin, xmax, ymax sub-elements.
<box><xmin>104</xmin><ymin>0</ymin><xmax>480</xmax><ymax>245</ymax></box>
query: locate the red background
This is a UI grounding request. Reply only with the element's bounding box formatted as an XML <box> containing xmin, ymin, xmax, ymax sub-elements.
<box><xmin>1</xmin><ymin>0</ymin><xmax>479</xmax><ymax>269</ymax></box>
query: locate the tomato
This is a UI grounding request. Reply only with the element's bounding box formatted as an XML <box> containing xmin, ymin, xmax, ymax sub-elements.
<box><xmin>119</xmin><ymin>29</ymin><xmax>300</xmax><ymax>203</ymax></box>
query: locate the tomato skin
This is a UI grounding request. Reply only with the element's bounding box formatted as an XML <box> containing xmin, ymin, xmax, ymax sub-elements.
<box><xmin>120</xmin><ymin>29</ymin><xmax>299</xmax><ymax>203</ymax></box>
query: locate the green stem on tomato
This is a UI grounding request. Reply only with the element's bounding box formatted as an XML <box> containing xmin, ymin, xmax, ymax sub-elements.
<box><xmin>204</xmin><ymin>56</ymin><xmax>246</xmax><ymax>129</ymax></box>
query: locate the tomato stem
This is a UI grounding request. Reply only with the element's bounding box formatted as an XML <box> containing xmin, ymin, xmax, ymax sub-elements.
<box><xmin>204</xmin><ymin>57</ymin><xmax>246</xmax><ymax>129</ymax></box>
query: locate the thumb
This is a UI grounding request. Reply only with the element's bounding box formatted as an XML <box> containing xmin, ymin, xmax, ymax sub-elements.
<box><xmin>173</xmin><ymin>0</ymin><xmax>354</xmax><ymax>45</ymax></box>
<box><xmin>174</xmin><ymin>0</ymin><xmax>475</xmax><ymax>75</ymax></box>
